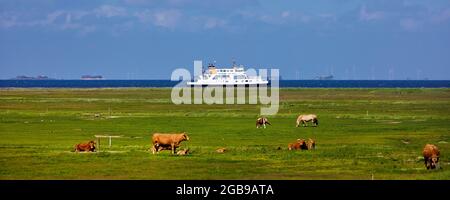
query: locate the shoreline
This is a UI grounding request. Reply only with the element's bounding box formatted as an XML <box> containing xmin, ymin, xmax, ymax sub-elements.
<box><xmin>0</xmin><ymin>87</ymin><xmax>449</xmax><ymax>90</ymax></box>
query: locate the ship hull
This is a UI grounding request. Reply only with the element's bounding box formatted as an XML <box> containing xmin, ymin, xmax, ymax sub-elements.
<box><xmin>187</xmin><ymin>81</ymin><xmax>268</xmax><ymax>86</ymax></box>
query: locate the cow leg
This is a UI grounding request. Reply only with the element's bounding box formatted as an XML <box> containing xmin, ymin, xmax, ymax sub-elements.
<box><xmin>151</xmin><ymin>146</ymin><xmax>156</xmax><ymax>154</ymax></box>
<box><xmin>171</xmin><ymin>143</ymin><xmax>175</xmax><ymax>154</ymax></box>
<box><xmin>263</xmin><ymin>123</ymin><xmax>266</xmax><ymax>129</ymax></box>
<box><xmin>154</xmin><ymin>143</ymin><xmax>160</xmax><ymax>154</ymax></box>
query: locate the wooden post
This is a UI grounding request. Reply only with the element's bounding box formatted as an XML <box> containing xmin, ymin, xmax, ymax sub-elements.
<box><xmin>95</xmin><ymin>135</ymin><xmax>121</xmax><ymax>151</ymax></box>
<box><xmin>97</xmin><ymin>137</ymin><xmax>100</xmax><ymax>152</ymax></box>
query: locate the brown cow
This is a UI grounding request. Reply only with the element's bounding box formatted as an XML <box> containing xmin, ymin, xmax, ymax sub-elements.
<box><xmin>74</xmin><ymin>140</ymin><xmax>96</xmax><ymax>152</ymax></box>
<box><xmin>307</xmin><ymin>138</ymin><xmax>316</xmax><ymax>150</ymax></box>
<box><xmin>256</xmin><ymin>117</ymin><xmax>271</xmax><ymax>129</ymax></box>
<box><xmin>152</xmin><ymin>132</ymin><xmax>189</xmax><ymax>154</ymax></box>
<box><xmin>423</xmin><ymin>144</ymin><xmax>440</xmax><ymax>170</ymax></box>
<box><xmin>288</xmin><ymin>139</ymin><xmax>308</xmax><ymax>150</ymax></box>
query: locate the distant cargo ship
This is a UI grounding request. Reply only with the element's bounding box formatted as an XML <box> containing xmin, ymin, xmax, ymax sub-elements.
<box><xmin>81</xmin><ymin>75</ymin><xmax>103</xmax><ymax>80</ymax></box>
<box><xmin>315</xmin><ymin>75</ymin><xmax>334</xmax><ymax>80</ymax></box>
<box><xmin>12</xmin><ymin>75</ymin><xmax>54</xmax><ymax>80</ymax></box>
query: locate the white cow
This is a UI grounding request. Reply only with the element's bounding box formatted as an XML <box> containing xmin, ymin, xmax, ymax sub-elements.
<box><xmin>296</xmin><ymin>114</ymin><xmax>318</xmax><ymax>127</ymax></box>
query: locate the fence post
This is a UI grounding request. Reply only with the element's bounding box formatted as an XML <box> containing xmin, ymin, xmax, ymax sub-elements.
<box><xmin>97</xmin><ymin>137</ymin><xmax>100</xmax><ymax>152</ymax></box>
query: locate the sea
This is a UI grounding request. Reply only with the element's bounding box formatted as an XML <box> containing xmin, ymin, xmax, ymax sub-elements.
<box><xmin>0</xmin><ymin>80</ymin><xmax>449</xmax><ymax>88</ymax></box>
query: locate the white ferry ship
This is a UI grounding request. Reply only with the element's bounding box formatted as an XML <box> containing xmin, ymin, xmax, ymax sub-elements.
<box><xmin>187</xmin><ymin>61</ymin><xmax>268</xmax><ymax>86</ymax></box>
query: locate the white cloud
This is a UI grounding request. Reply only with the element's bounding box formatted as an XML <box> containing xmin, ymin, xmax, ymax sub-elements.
<box><xmin>203</xmin><ymin>17</ymin><xmax>226</xmax><ymax>29</ymax></box>
<box><xmin>0</xmin><ymin>4</ymin><xmax>129</xmax><ymax>34</ymax></box>
<box><xmin>281</xmin><ymin>11</ymin><xmax>290</xmax><ymax>18</ymax></box>
<box><xmin>134</xmin><ymin>10</ymin><xmax>153</xmax><ymax>23</ymax></box>
<box><xmin>317</xmin><ymin>13</ymin><xmax>336</xmax><ymax>22</ymax></box>
<box><xmin>359</xmin><ymin>5</ymin><xmax>384</xmax><ymax>21</ymax></box>
<box><xmin>0</xmin><ymin>11</ymin><xmax>63</xmax><ymax>28</ymax></box>
<box><xmin>123</xmin><ymin>0</ymin><xmax>153</xmax><ymax>5</ymax></box>
<box><xmin>236</xmin><ymin>9</ymin><xmax>312</xmax><ymax>26</ymax></box>
<box><xmin>7</xmin><ymin>2</ymin><xmax>446</xmax><ymax>35</ymax></box>
<box><xmin>153</xmin><ymin>9</ymin><xmax>181</xmax><ymax>28</ymax></box>
<box><xmin>111</xmin><ymin>21</ymin><xmax>134</xmax><ymax>36</ymax></box>
<box><xmin>431</xmin><ymin>8</ymin><xmax>450</xmax><ymax>23</ymax></box>
<box><xmin>94</xmin><ymin>5</ymin><xmax>127</xmax><ymax>18</ymax></box>
<box><xmin>0</xmin><ymin>13</ymin><xmax>19</xmax><ymax>28</ymax></box>
<box><xmin>135</xmin><ymin>9</ymin><xmax>182</xmax><ymax>28</ymax></box>
<box><xmin>45</xmin><ymin>11</ymin><xmax>65</xmax><ymax>25</ymax></box>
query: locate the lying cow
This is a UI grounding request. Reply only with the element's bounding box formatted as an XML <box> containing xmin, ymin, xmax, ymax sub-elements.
<box><xmin>307</xmin><ymin>138</ymin><xmax>316</xmax><ymax>150</ymax></box>
<box><xmin>177</xmin><ymin>148</ymin><xmax>189</xmax><ymax>155</ymax></box>
<box><xmin>74</xmin><ymin>140</ymin><xmax>96</xmax><ymax>152</ymax></box>
<box><xmin>423</xmin><ymin>144</ymin><xmax>440</xmax><ymax>170</ymax></box>
<box><xmin>216</xmin><ymin>147</ymin><xmax>227</xmax><ymax>153</ymax></box>
<box><xmin>256</xmin><ymin>117</ymin><xmax>271</xmax><ymax>129</ymax></box>
<box><xmin>296</xmin><ymin>114</ymin><xmax>318</xmax><ymax>127</ymax></box>
<box><xmin>152</xmin><ymin>132</ymin><xmax>189</xmax><ymax>154</ymax></box>
<box><xmin>288</xmin><ymin>139</ymin><xmax>308</xmax><ymax>150</ymax></box>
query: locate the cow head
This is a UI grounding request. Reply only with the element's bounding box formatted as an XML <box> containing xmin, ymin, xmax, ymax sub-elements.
<box><xmin>430</xmin><ymin>155</ymin><xmax>439</xmax><ymax>169</ymax></box>
<box><xmin>182</xmin><ymin>132</ymin><xmax>189</xmax><ymax>141</ymax></box>
<box><xmin>297</xmin><ymin>139</ymin><xmax>307</xmax><ymax>149</ymax></box>
<box><xmin>89</xmin><ymin>141</ymin><xmax>96</xmax><ymax>151</ymax></box>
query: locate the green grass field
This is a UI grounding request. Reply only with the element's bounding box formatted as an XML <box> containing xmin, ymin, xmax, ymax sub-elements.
<box><xmin>0</xmin><ymin>88</ymin><xmax>449</xmax><ymax>180</ymax></box>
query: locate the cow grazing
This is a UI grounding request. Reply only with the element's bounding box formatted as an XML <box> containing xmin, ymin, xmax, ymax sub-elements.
<box><xmin>256</xmin><ymin>117</ymin><xmax>271</xmax><ymax>129</ymax></box>
<box><xmin>288</xmin><ymin>139</ymin><xmax>308</xmax><ymax>150</ymax></box>
<box><xmin>296</xmin><ymin>114</ymin><xmax>318</xmax><ymax>127</ymax></box>
<box><xmin>423</xmin><ymin>144</ymin><xmax>440</xmax><ymax>170</ymax></box>
<box><xmin>74</xmin><ymin>140</ymin><xmax>96</xmax><ymax>152</ymax></box>
<box><xmin>307</xmin><ymin>138</ymin><xmax>316</xmax><ymax>150</ymax></box>
<box><xmin>152</xmin><ymin>132</ymin><xmax>189</xmax><ymax>154</ymax></box>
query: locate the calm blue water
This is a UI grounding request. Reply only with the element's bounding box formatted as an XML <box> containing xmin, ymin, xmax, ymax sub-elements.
<box><xmin>0</xmin><ymin>80</ymin><xmax>449</xmax><ymax>88</ymax></box>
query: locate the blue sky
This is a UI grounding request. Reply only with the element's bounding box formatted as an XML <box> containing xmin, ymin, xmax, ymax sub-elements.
<box><xmin>1</xmin><ymin>0</ymin><xmax>450</xmax><ymax>80</ymax></box>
